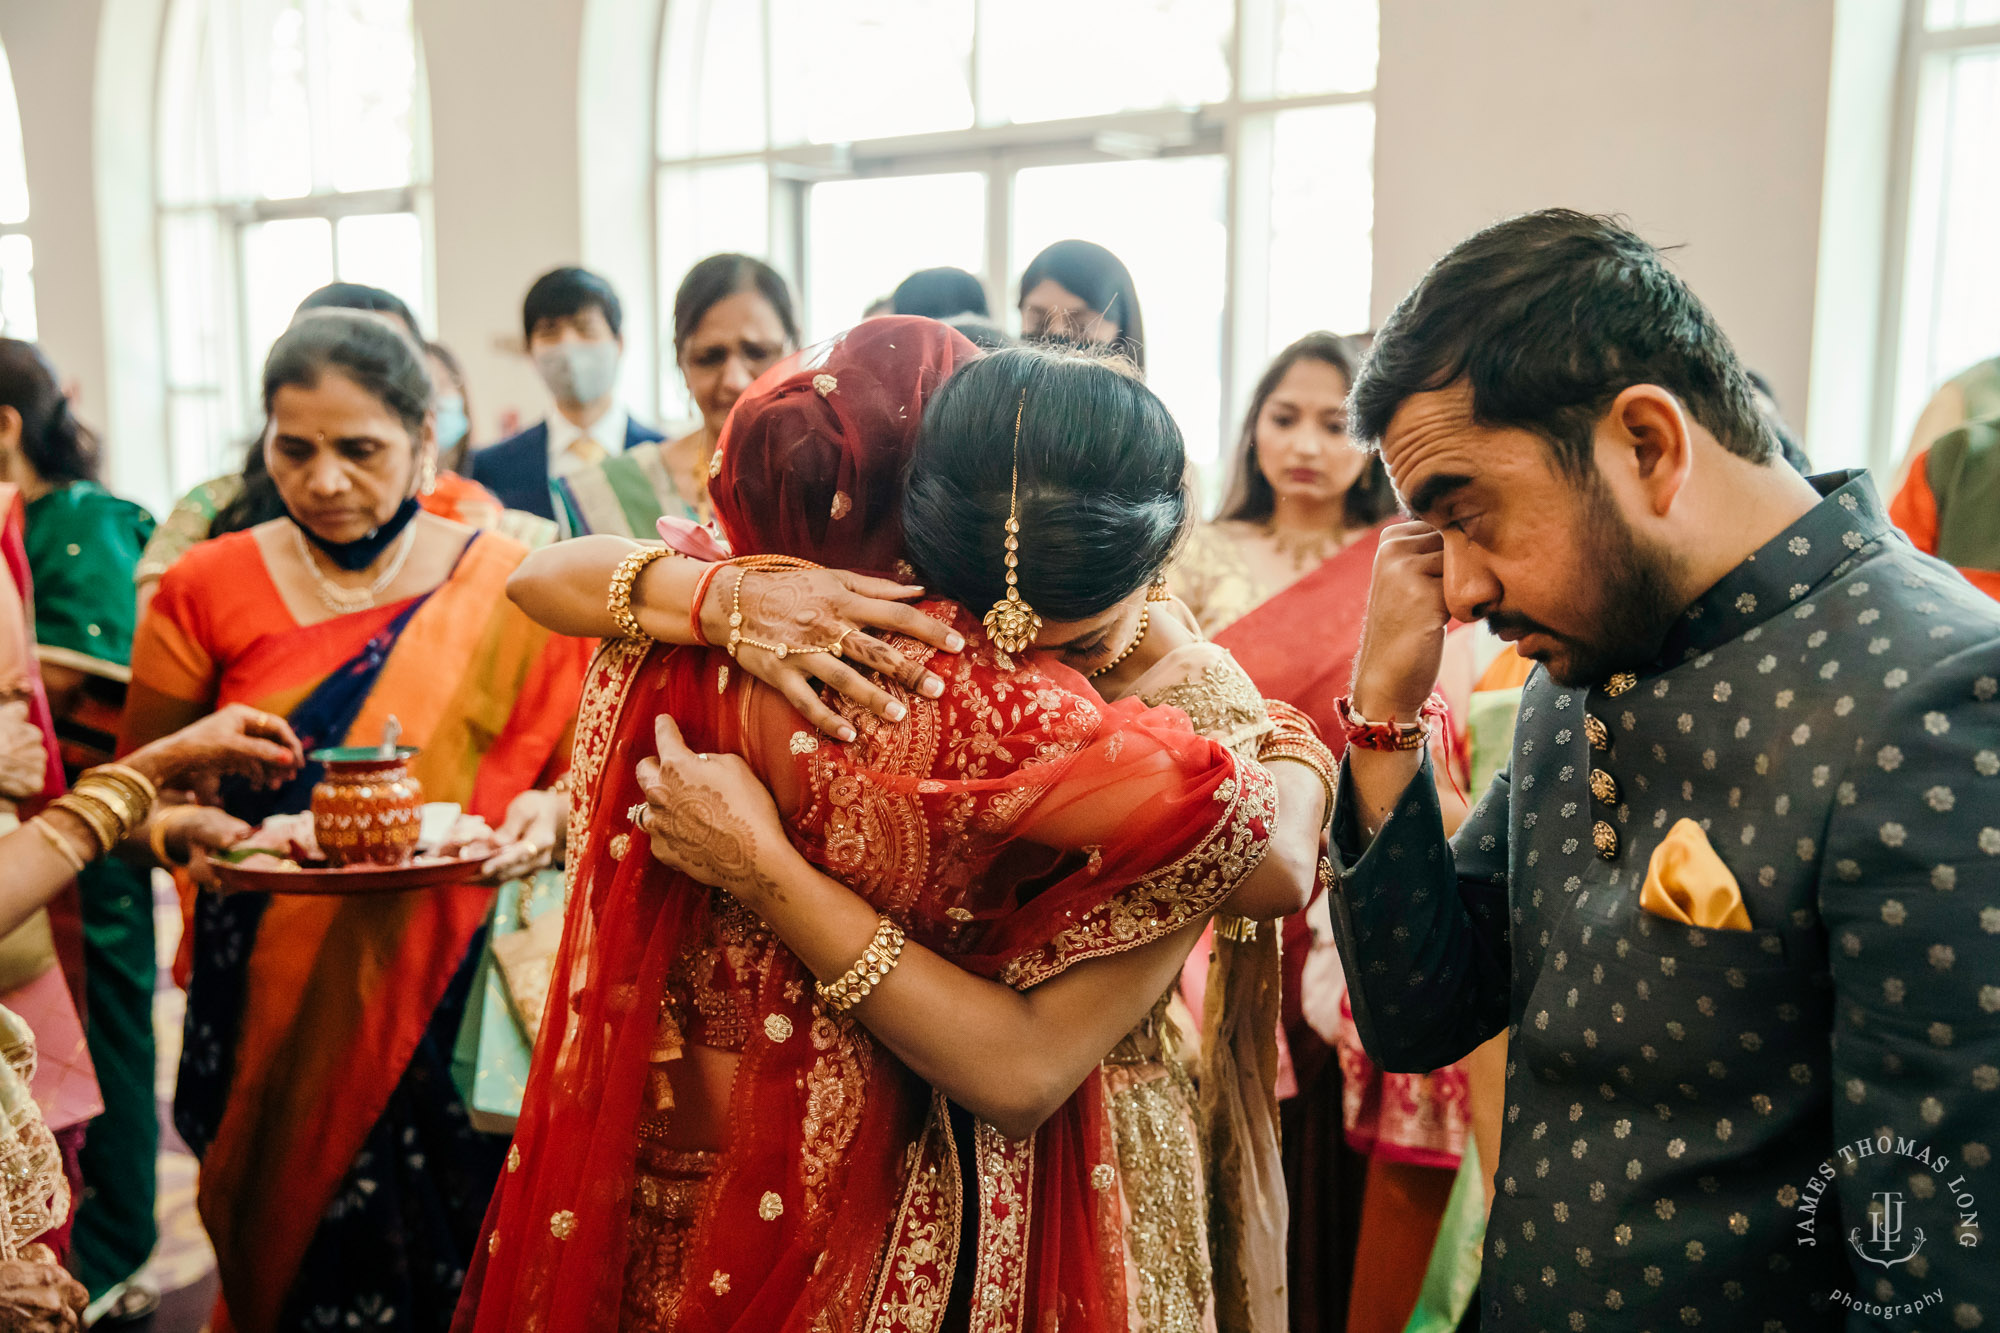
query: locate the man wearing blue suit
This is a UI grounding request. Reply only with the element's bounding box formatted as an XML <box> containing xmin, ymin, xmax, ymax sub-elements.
<box><xmin>471</xmin><ymin>266</ymin><xmax>664</xmax><ymax>519</ymax></box>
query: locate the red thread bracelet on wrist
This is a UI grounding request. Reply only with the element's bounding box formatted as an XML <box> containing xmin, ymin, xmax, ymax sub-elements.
<box><xmin>689</xmin><ymin>562</ymin><xmax>727</xmax><ymax>648</ymax></box>
<box><xmin>1332</xmin><ymin>692</ymin><xmax>1450</xmax><ymax>752</ymax></box>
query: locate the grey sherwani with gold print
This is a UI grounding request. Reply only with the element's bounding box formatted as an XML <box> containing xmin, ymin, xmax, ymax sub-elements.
<box><xmin>1327</xmin><ymin>473</ymin><xmax>1998</xmax><ymax>1331</ymax></box>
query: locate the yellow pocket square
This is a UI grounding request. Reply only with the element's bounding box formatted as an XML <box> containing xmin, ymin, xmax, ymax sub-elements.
<box><xmin>1639</xmin><ymin>819</ymin><xmax>1753</xmax><ymax>931</ymax></box>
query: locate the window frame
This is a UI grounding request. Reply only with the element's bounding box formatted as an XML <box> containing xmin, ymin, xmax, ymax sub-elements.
<box><xmin>152</xmin><ymin>0</ymin><xmax>435</xmax><ymax>494</ymax></box>
<box><xmin>653</xmin><ymin>0</ymin><xmax>1377</xmax><ymax>492</ymax></box>
<box><xmin>1875</xmin><ymin>1</ymin><xmax>2000</xmax><ymax>468</ymax></box>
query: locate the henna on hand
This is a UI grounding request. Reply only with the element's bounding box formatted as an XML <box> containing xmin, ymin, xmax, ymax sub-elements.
<box><xmin>639</xmin><ymin>771</ymin><xmax>783</xmax><ymax>902</ymax></box>
<box><xmin>739</xmin><ymin>570</ymin><xmax>854</xmax><ymax>654</ymax></box>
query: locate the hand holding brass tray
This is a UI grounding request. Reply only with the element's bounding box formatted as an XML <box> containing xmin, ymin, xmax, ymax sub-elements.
<box><xmin>209</xmin><ymin>800</ymin><xmax>501</xmax><ymax>894</ymax></box>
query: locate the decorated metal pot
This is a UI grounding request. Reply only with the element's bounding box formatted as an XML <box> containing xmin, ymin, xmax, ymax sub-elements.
<box><xmin>309</xmin><ymin>746</ymin><xmax>424</xmax><ymax>867</ymax></box>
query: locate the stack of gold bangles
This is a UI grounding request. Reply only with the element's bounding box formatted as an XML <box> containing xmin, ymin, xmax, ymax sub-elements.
<box><xmin>1257</xmin><ymin>699</ymin><xmax>1339</xmax><ymax>827</ymax></box>
<box><xmin>31</xmin><ymin>762</ymin><xmax>159</xmax><ymax>871</ymax></box>
<box><xmin>818</xmin><ymin>915</ymin><xmax>907</xmax><ymax>1014</ymax></box>
<box><xmin>607</xmin><ymin>545</ymin><xmax>678</xmax><ymax>641</ymax></box>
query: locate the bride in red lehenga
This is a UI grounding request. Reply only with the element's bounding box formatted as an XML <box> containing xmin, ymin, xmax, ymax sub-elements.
<box><xmin>456</xmin><ymin>319</ymin><xmax>1332</xmax><ymax>1333</ymax></box>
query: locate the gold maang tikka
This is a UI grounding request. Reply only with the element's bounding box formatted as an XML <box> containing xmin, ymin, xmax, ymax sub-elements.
<box><xmin>983</xmin><ymin>391</ymin><xmax>1042</xmax><ymax>654</ymax></box>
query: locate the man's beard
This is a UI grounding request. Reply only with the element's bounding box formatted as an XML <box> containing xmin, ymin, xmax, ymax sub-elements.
<box><xmin>1488</xmin><ymin>485</ymin><xmax>1688</xmax><ymax>689</ymax></box>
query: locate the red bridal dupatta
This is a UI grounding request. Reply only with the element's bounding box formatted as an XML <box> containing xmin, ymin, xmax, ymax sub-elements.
<box><xmin>458</xmin><ymin>319</ymin><xmax>1277</xmax><ymax>1333</ymax></box>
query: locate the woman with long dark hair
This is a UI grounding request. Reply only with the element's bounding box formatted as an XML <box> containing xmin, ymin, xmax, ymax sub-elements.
<box><xmin>553</xmin><ymin>254</ymin><xmax>798</xmax><ymax>537</ymax></box>
<box><xmin>469</xmin><ymin>325</ymin><xmax>1332</xmax><ymax>1331</ymax></box>
<box><xmin>1017</xmin><ymin>239</ymin><xmax>1145</xmax><ymax>371</ymax></box>
<box><xmin>1174</xmin><ymin>330</ymin><xmax>1479</xmax><ymax>1333</ymax></box>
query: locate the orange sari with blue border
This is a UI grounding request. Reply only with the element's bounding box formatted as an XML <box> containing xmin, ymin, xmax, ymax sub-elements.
<box><xmin>122</xmin><ymin>527</ymin><xmax>593</xmax><ymax>1333</ymax></box>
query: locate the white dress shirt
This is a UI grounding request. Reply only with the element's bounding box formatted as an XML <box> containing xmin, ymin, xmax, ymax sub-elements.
<box><xmin>546</xmin><ymin>403</ymin><xmax>630</xmax><ymax>479</ymax></box>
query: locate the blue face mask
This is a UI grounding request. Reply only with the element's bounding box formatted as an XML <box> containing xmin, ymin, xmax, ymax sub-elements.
<box><xmin>434</xmin><ymin>395</ymin><xmax>470</xmax><ymax>452</ymax></box>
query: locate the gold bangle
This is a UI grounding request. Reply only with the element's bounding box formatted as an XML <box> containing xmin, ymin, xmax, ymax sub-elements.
<box><xmin>147</xmin><ymin>804</ymin><xmax>206</xmax><ymax>869</ymax></box>
<box><xmin>607</xmin><ymin>545</ymin><xmax>676</xmax><ymax>641</ymax></box>
<box><xmin>1258</xmin><ymin>748</ymin><xmax>1337</xmax><ymax>827</ymax></box>
<box><xmin>83</xmin><ymin>762</ymin><xmax>159</xmax><ymax>812</ymax></box>
<box><xmin>72</xmin><ymin>776</ymin><xmax>146</xmax><ymax>833</ymax></box>
<box><xmin>817</xmin><ymin>916</ymin><xmax>907</xmax><ymax>1014</ymax></box>
<box><xmin>27</xmin><ymin>816</ymin><xmax>88</xmax><ymax>873</ymax></box>
<box><xmin>47</xmin><ymin>795</ymin><xmax>118</xmax><ymax>857</ymax></box>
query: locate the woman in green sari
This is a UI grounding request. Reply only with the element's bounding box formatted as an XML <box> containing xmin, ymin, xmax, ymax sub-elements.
<box><xmin>552</xmin><ymin>254</ymin><xmax>797</xmax><ymax>537</ymax></box>
<box><xmin>0</xmin><ymin>340</ymin><xmax>161</xmax><ymax>1322</ymax></box>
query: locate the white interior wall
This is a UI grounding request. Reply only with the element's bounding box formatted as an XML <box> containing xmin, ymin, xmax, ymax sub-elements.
<box><xmin>0</xmin><ymin>0</ymin><xmax>1903</xmax><ymax>505</ymax></box>
<box><xmin>1372</xmin><ymin>0</ymin><xmax>1845</xmax><ymax>464</ymax></box>
<box><xmin>416</xmin><ymin>0</ymin><xmax>587</xmax><ymax>445</ymax></box>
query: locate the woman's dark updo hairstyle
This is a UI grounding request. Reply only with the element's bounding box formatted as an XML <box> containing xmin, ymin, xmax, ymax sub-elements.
<box><xmin>215</xmin><ymin>283</ymin><xmax>426</xmax><ymax>535</ymax></box>
<box><xmin>261</xmin><ymin>312</ymin><xmax>434</xmax><ymax>459</ymax></box>
<box><xmin>1016</xmin><ymin>239</ymin><xmax>1146</xmax><ymax>373</ymax></box>
<box><xmin>673</xmin><ymin>254</ymin><xmax>800</xmax><ymax>359</ymax></box>
<box><xmin>904</xmin><ymin>345</ymin><xmax>1187</xmax><ymax>623</ymax></box>
<box><xmin>0</xmin><ymin>339</ymin><xmax>99</xmax><ymax>487</ymax></box>
<box><xmin>1218</xmin><ymin>330</ymin><xmax>1397</xmax><ymax>528</ymax></box>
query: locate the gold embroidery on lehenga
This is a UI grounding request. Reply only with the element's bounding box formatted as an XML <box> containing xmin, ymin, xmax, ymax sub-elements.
<box><xmin>1107</xmin><ymin>1060</ymin><xmax>1211</xmax><ymax>1333</ymax></box>
<box><xmin>800</xmin><ymin>1013</ymin><xmax>872</xmax><ymax>1218</ymax></box>
<box><xmin>968</xmin><ymin>1121</ymin><xmax>1034</xmax><ymax>1333</ymax></box>
<box><xmin>1001</xmin><ymin>760</ymin><xmax>1277</xmax><ymax>988</ymax></box>
<box><xmin>865</xmin><ymin>1093</ymin><xmax>963</xmax><ymax>1333</ymax></box>
<box><xmin>621</xmin><ymin>1148</ymin><xmax>721</xmax><ymax>1332</ymax></box>
<box><xmin>566</xmin><ymin>636</ymin><xmax>653</xmax><ymax>874</ymax></box>
<box><xmin>1141</xmin><ymin>654</ymin><xmax>1275</xmax><ymax>760</ymax></box>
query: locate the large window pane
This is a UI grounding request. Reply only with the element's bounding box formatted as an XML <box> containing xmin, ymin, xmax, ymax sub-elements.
<box><xmin>241</xmin><ymin>216</ymin><xmax>334</xmax><ymax>385</ymax></box>
<box><xmin>0</xmin><ymin>235</ymin><xmax>34</xmax><ymax>341</ymax></box>
<box><xmin>321</xmin><ymin>0</ymin><xmax>420</xmax><ymax>192</ymax></box>
<box><xmin>767</xmin><ymin>0</ymin><xmax>973</xmax><ymax>146</ymax></box>
<box><xmin>1265</xmin><ymin>102</ymin><xmax>1373</xmax><ymax>348</ymax></box>
<box><xmin>1013</xmin><ymin>156</ymin><xmax>1228</xmax><ymax>467</ymax></box>
<box><xmin>158</xmin><ymin>0</ymin><xmax>227</xmax><ymax>205</ymax></box>
<box><xmin>1924</xmin><ymin>49</ymin><xmax>2000</xmax><ymax>382</ymax></box>
<box><xmin>1271</xmin><ymin>0</ymin><xmax>1378</xmax><ymax>97</ymax></box>
<box><xmin>1893</xmin><ymin>46</ymin><xmax>2000</xmax><ymax>444</ymax></box>
<box><xmin>336</xmin><ymin>211</ymin><xmax>425</xmax><ymax>322</ymax></box>
<box><xmin>160</xmin><ymin>213</ymin><xmax>232</xmax><ymax>388</ymax></box>
<box><xmin>658</xmin><ymin>163</ymin><xmax>775</xmax><ymax>412</ymax></box>
<box><xmin>805</xmin><ymin>173</ymin><xmax>985</xmax><ymax>338</ymax></box>
<box><xmin>1927</xmin><ymin>0</ymin><xmax>2000</xmax><ymax>28</ymax></box>
<box><xmin>981</xmin><ymin>0</ymin><xmax>1231</xmax><ymax>124</ymax></box>
<box><xmin>658</xmin><ymin>0</ymin><xmax>768</xmax><ymax>158</ymax></box>
<box><xmin>248</xmin><ymin>0</ymin><xmax>314</xmax><ymax>199</ymax></box>
<box><xmin>168</xmin><ymin>392</ymin><xmax>236</xmax><ymax>494</ymax></box>
<box><xmin>0</xmin><ymin>42</ymin><xmax>29</xmax><ymax>227</ymax></box>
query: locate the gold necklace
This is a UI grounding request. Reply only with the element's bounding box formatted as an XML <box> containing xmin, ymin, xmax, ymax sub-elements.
<box><xmin>290</xmin><ymin>521</ymin><xmax>418</xmax><ymax>615</ymax></box>
<box><xmin>1089</xmin><ymin>606</ymin><xmax>1150</xmax><ymax>679</ymax></box>
<box><xmin>1265</xmin><ymin>522</ymin><xmax>1347</xmax><ymax>572</ymax></box>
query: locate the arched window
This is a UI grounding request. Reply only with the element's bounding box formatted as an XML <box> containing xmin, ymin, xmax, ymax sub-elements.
<box><xmin>0</xmin><ymin>36</ymin><xmax>35</xmax><ymax>339</ymax></box>
<box><xmin>654</xmin><ymin>0</ymin><xmax>1378</xmax><ymax>493</ymax></box>
<box><xmin>157</xmin><ymin>0</ymin><xmax>431</xmax><ymax>491</ymax></box>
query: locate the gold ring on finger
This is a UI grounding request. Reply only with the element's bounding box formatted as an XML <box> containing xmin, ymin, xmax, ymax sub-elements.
<box><xmin>627</xmin><ymin>802</ymin><xmax>648</xmax><ymax>828</ymax></box>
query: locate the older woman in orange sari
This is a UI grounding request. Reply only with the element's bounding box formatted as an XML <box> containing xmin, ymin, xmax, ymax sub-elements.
<box><xmin>117</xmin><ymin>313</ymin><xmax>597</xmax><ymax>1333</ymax></box>
<box><xmin>463</xmin><ymin>324</ymin><xmax>1332</xmax><ymax>1332</ymax></box>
